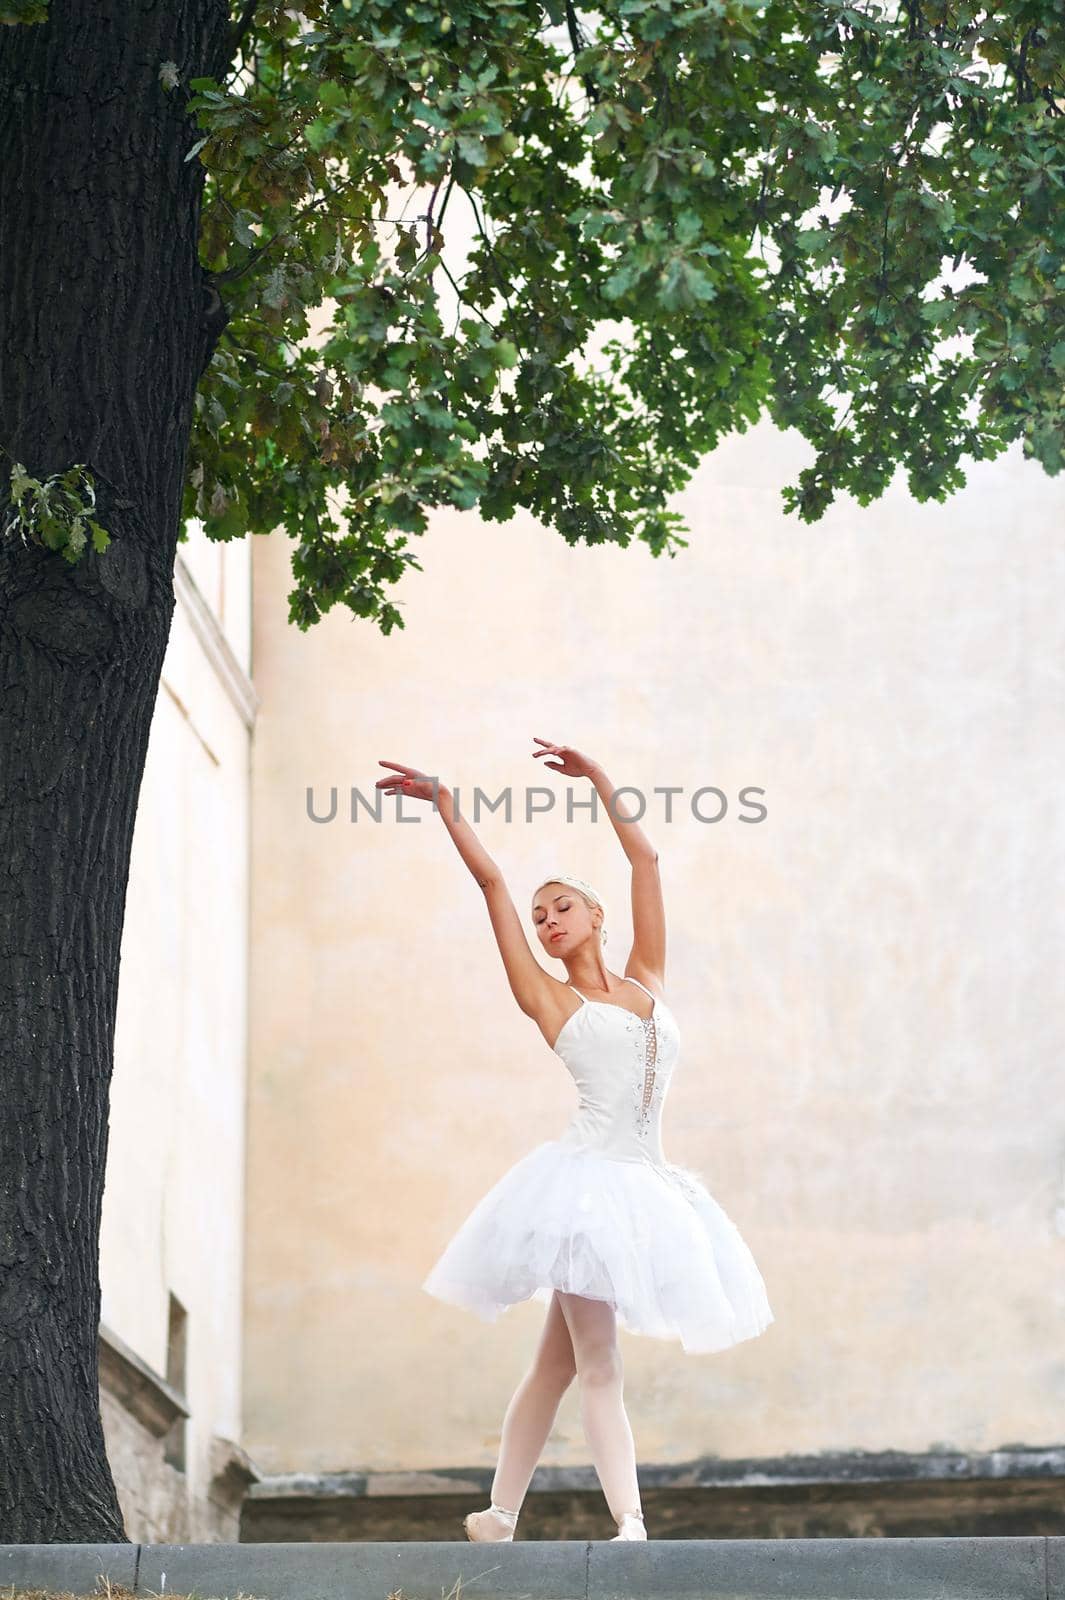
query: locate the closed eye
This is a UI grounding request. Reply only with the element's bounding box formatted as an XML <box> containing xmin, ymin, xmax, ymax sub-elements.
<box><xmin>535</xmin><ymin>899</ymin><xmax>571</xmax><ymax>924</ymax></box>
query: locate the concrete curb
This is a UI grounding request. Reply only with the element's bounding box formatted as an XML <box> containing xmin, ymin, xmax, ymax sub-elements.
<box><xmin>0</xmin><ymin>1537</ymin><xmax>1061</xmax><ymax>1600</ymax></box>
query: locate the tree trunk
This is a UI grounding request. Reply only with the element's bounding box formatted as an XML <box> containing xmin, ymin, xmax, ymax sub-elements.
<box><xmin>0</xmin><ymin>0</ymin><xmax>233</xmax><ymax>1541</ymax></box>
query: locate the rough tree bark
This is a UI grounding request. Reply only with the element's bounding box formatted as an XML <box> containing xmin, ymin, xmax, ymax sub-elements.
<box><xmin>0</xmin><ymin>0</ymin><xmax>236</xmax><ymax>1541</ymax></box>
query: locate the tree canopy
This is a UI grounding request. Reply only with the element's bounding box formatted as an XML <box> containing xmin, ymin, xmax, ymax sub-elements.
<box><xmin>5</xmin><ymin>0</ymin><xmax>1063</xmax><ymax>636</ymax></box>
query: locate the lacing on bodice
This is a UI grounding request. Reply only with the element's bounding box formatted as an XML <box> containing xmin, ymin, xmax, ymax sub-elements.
<box><xmin>636</xmin><ymin>1012</ymin><xmax>658</xmax><ymax>1135</ymax></box>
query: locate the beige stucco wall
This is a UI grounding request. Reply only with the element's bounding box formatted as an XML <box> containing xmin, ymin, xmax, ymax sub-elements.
<box><xmin>99</xmin><ymin>518</ymin><xmax>255</xmax><ymax>1538</ymax></box>
<box><xmin>242</xmin><ymin>409</ymin><xmax>1065</xmax><ymax>1474</ymax></box>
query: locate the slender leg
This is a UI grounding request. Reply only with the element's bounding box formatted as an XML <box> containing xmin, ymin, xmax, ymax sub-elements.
<box><xmin>467</xmin><ymin>1291</ymin><xmax>578</xmax><ymax>1539</ymax></box>
<box><xmin>555</xmin><ymin>1291</ymin><xmax>644</xmax><ymax>1528</ymax></box>
<box><xmin>489</xmin><ymin>1289</ymin><xmax>578</xmax><ymax>1509</ymax></box>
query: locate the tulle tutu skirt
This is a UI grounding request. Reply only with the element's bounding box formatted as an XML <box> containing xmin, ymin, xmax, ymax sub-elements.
<box><xmin>421</xmin><ymin>1137</ymin><xmax>774</xmax><ymax>1354</ymax></box>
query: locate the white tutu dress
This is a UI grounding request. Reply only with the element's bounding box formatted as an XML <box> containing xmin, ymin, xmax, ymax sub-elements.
<box><xmin>422</xmin><ymin>977</ymin><xmax>774</xmax><ymax>1354</ymax></box>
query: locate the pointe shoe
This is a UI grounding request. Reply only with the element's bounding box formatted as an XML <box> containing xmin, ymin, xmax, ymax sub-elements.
<box><xmin>610</xmin><ymin>1510</ymin><xmax>647</xmax><ymax>1540</ymax></box>
<box><xmin>464</xmin><ymin>1502</ymin><xmax>520</xmax><ymax>1541</ymax></box>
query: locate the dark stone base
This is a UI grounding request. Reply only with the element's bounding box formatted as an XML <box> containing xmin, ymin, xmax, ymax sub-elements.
<box><xmin>239</xmin><ymin>1447</ymin><xmax>1065</xmax><ymax>1542</ymax></box>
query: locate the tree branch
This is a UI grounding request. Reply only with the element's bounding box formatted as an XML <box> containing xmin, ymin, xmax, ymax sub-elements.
<box><xmin>215</xmin><ymin>0</ymin><xmax>260</xmax><ymax>83</ymax></box>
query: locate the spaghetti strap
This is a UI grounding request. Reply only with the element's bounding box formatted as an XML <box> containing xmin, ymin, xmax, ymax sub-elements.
<box><xmin>623</xmin><ymin>976</ymin><xmax>657</xmax><ymax>1001</ymax></box>
<box><xmin>568</xmin><ymin>984</ymin><xmax>589</xmax><ymax>1005</ymax></box>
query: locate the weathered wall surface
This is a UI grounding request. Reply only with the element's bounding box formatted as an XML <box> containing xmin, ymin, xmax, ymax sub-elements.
<box><xmin>242</xmin><ymin>412</ymin><xmax>1065</xmax><ymax>1474</ymax></box>
<box><xmin>99</xmin><ymin>521</ymin><xmax>256</xmax><ymax>1540</ymax></box>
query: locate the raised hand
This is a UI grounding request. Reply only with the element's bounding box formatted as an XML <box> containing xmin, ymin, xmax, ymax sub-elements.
<box><xmin>376</xmin><ymin>760</ymin><xmax>440</xmax><ymax>803</ymax></box>
<box><xmin>531</xmin><ymin>737</ymin><xmax>600</xmax><ymax>780</ymax></box>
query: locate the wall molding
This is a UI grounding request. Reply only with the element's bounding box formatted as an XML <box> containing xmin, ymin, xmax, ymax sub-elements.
<box><xmin>239</xmin><ymin>1448</ymin><xmax>1065</xmax><ymax>1542</ymax></box>
<box><xmin>98</xmin><ymin>1321</ymin><xmax>190</xmax><ymax>1438</ymax></box>
<box><xmin>245</xmin><ymin>1444</ymin><xmax>1065</xmax><ymax>1501</ymax></box>
<box><xmin>172</xmin><ymin>550</ymin><xmax>260</xmax><ymax>732</ymax></box>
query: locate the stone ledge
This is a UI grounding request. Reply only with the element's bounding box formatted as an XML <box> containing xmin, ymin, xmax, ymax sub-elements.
<box><xmin>209</xmin><ymin>1435</ymin><xmax>264</xmax><ymax>1512</ymax></box>
<box><xmin>98</xmin><ymin>1322</ymin><xmax>190</xmax><ymax>1438</ymax></box>
<box><xmin>1</xmin><ymin>1537</ymin><xmax>1062</xmax><ymax>1600</ymax></box>
<box><xmin>245</xmin><ymin>1445</ymin><xmax>1065</xmax><ymax>1500</ymax></box>
<box><xmin>238</xmin><ymin>1448</ymin><xmax>1065</xmax><ymax>1541</ymax></box>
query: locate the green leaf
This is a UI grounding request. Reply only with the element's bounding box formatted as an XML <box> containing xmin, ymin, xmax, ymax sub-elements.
<box><xmin>317</xmin><ymin>79</ymin><xmax>348</xmax><ymax>109</ymax></box>
<box><xmin>159</xmin><ymin>0</ymin><xmax>1065</xmax><ymax>636</ymax></box>
<box><xmin>232</xmin><ymin>209</ymin><xmax>260</xmax><ymax>248</ymax></box>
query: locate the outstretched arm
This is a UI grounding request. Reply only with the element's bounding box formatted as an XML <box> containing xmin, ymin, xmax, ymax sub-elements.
<box><xmin>376</xmin><ymin>762</ymin><xmax>555</xmax><ymax>1021</ymax></box>
<box><xmin>533</xmin><ymin>738</ymin><xmax>665</xmax><ymax>985</ymax></box>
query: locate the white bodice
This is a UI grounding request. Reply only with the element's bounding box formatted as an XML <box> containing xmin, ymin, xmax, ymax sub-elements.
<box><xmin>553</xmin><ymin>978</ymin><xmax>679</xmax><ymax>1167</ymax></box>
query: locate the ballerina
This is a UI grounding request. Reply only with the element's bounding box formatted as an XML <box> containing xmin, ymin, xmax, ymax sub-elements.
<box><xmin>376</xmin><ymin>738</ymin><xmax>773</xmax><ymax>1543</ymax></box>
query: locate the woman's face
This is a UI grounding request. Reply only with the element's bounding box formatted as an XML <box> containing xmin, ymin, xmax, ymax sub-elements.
<box><xmin>531</xmin><ymin>883</ymin><xmax>598</xmax><ymax>957</ymax></box>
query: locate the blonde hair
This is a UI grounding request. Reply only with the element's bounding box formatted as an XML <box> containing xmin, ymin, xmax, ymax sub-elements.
<box><xmin>533</xmin><ymin>875</ymin><xmax>607</xmax><ymax>946</ymax></box>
